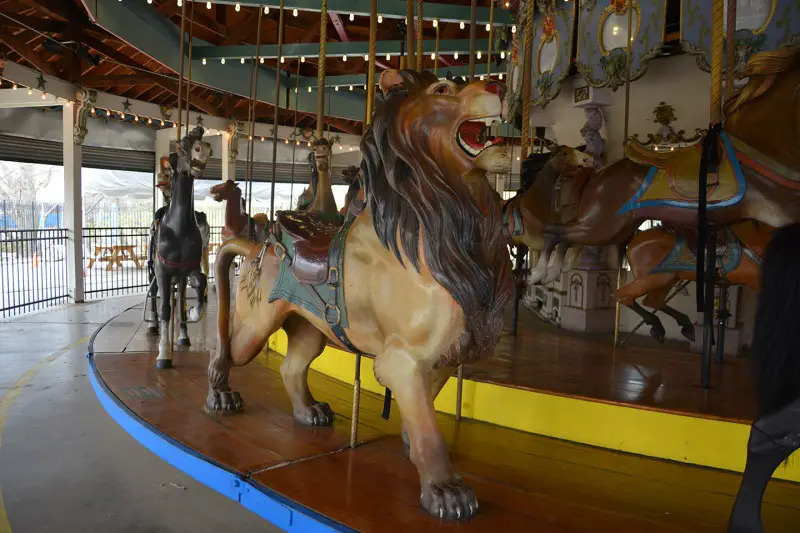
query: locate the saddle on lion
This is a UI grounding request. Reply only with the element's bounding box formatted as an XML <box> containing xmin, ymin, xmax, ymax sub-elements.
<box><xmin>618</xmin><ymin>132</ymin><xmax>747</xmax><ymax>214</ymax></box>
<box><xmin>267</xmin><ymin>196</ymin><xmax>365</xmax><ymax>353</ymax></box>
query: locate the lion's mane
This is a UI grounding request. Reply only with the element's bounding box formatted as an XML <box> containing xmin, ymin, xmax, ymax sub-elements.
<box><xmin>360</xmin><ymin>70</ymin><xmax>512</xmax><ymax>365</ymax></box>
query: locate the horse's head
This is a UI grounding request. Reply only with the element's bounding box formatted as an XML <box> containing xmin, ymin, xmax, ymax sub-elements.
<box><xmin>209</xmin><ymin>180</ymin><xmax>240</xmax><ymax>202</ymax></box>
<box><xmin>313</xmin><ymin>139</ymin><xmax>331</xmax><ymax>172</ymax></box>
<box><xmin>177</xmin><ymin>126</ymin><xmax>212</xmax><ymax>176</ymax></box>
<box><xmin>376</xmin><ymin>69</ymin><xmax>511</xmax><ymax>176</ymax></box>
<box><xmin>542</xmin><ymin>140</ymin><xmax>595</xmax><ymax>176</ymax></box>
<box><xmin>156</xmin><ymin>156</ymin><xmax>172</xmax><ymax>198</ymax></box>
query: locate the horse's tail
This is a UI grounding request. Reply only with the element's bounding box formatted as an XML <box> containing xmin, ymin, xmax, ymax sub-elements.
<box><xmin>215</xmin><ymin>238</ymin><xmax>262</xmax><ymax>347</ymax></box>
<box><xmin>751</xmin><ymin>223</ymin><xmax>800</xmax><ymax>417</ymax></box>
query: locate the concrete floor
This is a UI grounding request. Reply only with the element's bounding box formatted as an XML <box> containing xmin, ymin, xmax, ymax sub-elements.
<box><xmin>0</xmin><ymin>296</ymin><xmax>279</xmax><ymax>533</ymax></box>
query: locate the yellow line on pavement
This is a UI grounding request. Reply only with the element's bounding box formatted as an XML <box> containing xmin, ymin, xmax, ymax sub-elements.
<box><xmin>0</xmin><ymin>335</ymin><xmax>89</xmax><ymax>533</ymax></box>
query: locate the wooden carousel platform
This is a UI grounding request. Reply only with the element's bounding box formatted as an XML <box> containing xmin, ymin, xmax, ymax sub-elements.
<box><xmin>87</xmin><ymin>301</ymin><xmax>800</xmax><ymax>531</ymax></box>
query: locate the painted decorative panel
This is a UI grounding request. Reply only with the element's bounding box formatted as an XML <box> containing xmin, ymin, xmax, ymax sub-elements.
<box><xmin>532</xmin><ymin>1</ymin><xmax>576</xmax><ymax>106</ymax></box>
<box><xmin>577</xmin><ymin>0</ymin><xmax>667</xmax><ymax>90</ymax></box>
<box><xmin>681</xmin><ymin>0</ymin><xmax>800</xmax><ymax>75</ymax></box>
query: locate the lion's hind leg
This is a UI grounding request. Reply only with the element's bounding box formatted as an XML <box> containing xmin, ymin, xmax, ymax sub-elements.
<box><xmin>280</xmin><ymin>315</ymin><xmax>334</xmax><ymax>426</ymax></box>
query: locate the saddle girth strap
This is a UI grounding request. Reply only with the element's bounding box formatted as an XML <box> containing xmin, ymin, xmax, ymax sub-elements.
<box><xmin>156</xmin><ymin>253</ymin><xmax>200</xmax><ymax>270</ymax></box>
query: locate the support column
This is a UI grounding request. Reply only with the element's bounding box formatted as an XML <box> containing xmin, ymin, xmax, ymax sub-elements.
<box><xmin>63</xmin><ymin>88</ymin><xmax>95</xmax><ymax>304</ymax></box>
<box><xmin>222</xmin><ymin>120</ymin><xmax>241</xmax><ymax>182</ymax></box>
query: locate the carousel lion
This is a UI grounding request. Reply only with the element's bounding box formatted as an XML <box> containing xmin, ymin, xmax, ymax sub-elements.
<box><xmin>208</xmin><ymin>69</ymin><xmax>513</xmax><ymax>520</ymax></box>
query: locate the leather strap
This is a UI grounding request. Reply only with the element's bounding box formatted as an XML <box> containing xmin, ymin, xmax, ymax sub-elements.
<box><xmin>156</xmin><ymin>253</ymin><xmax>200</xmax><ymax>270</ymax></box>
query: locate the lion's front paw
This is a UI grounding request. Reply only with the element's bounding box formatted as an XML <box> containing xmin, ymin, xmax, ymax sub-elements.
<box><xmin>421</xmin><ymin>479</ymin><xmax>477</xmax><ymax>520</ymax></box>
<box><xmin>293</xmin><ymin>402</ymin><xmax>335</xmax><ymax>426</ymax></box>
<box><xmin>205</xmin><ymin>390</ymin><xmax>244</xmax><ymax>414</ymax></box>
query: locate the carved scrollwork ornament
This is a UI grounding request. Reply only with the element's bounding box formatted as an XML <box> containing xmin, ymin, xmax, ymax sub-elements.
<box><xmin>73</xmin><ymin>87</ymin><xmax>97</xmax><ymax>146</ymax></box>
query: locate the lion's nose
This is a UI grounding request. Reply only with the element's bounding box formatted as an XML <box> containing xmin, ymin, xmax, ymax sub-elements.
<box><xmin>484</xmin><ymin>81</ymin><xmax>505</xmax><ymax>99</ymax></box>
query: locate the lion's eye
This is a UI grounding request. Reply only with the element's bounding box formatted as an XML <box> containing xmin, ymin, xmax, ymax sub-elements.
<box><xmin>433</xmin><ymin>84</ymin><xmax>450</xmax><ymax>95</ymax></box>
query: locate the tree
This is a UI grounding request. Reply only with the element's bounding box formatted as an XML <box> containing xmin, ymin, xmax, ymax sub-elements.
<box><xmin>0</xmin><ymin>162</ymin><xmax>55</xmax><ymax>229</ymax></box>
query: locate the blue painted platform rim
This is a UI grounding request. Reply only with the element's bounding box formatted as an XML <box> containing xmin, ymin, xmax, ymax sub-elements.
<box><xmin>87</xmin><ymin>309</ymin><xmax>355</xmax><ymax>533</ymax></box>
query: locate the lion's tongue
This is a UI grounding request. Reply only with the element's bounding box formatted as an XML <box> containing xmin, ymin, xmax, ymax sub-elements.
<box><xmin>459</xmin><ymin>121</ymin><xmax>485</xmax><ymax>149</ymax></box>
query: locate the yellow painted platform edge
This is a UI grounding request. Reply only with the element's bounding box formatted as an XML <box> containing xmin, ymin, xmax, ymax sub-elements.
<box><xmin>267</xmin><ymin>331</ymin><xmax>800</xmax><ymax>483</ymax></box>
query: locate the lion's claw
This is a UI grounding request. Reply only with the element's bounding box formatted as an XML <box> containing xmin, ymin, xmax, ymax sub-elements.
<box><xmin>205</xmin><ymin>390</ymin><xmax>244</xmax><ymax>414</ymax></box>
<box><xmin>421</xmin><ymin>479</ymin><xmax>477</xmax><ymax>520</ymax></box>
<box><xmin>294</xmin><ymin>402</ymin><xmax>335</xmax><ymax>426</ymax></box>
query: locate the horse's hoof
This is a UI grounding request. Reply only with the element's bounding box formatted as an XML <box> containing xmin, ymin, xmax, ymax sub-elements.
<box><xmin>146</xmin><ymin>326</ymin><xmax>159</xmax><ymax>336</ymax></box>
<box><xmin>205</xmin><ymin>390</ymin><xmax>244</xmax><ymax>414</ymax></box>
<box><xmin>155</xmin><ymin>359</ymin><xmax>173</xmax><ymax>370</ymax></box>
<box><xmin>421</xmin><ymin>479</ymin><xmax>478</xmax><ymax>520</ymax></box>
<box><xmin>294</xmin><ymin>402</ymin><xmax>335</xmax><ymax>426</ymax></box>
<box><xmin>188</xmin><ymin>307</ymin><xmax>201</xmax><ymax>322</ymax></box>
<box><xmin>681</xmin><ymin>325</ymin><xmax>696</xmax><ymax>342</ymax></box>
<box><xmin>649</xmin><ymin>326</ymin><xmax>666</xmax><ymax>343</ymax></box>
<box><xmin>177</xmin><ymin>338</ymin><xmax>191</xmax><ymax>347</ymax></box>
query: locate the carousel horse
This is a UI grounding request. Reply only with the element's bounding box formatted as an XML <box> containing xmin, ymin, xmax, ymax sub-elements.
<box><xmin>146</xmin><ymin>157</ymin><xmax>211</xmax><ymax>335</ymax></box>
<box><xmin>296</xmin><ymin>138</ymin><xmax>339</xmax><ymax>215</ymax></box>
<box><xmin>150</xmin><ymin>126</ymin><xmax>210</xmax><ymax>369</ymax></box>
<box><xmin>207</xmin><ymin>70</ymin><xmax>512</xmax><ymax>520</ymax></box>
<box><xmin>728</xmin><ymin>222</ymin><xmax>800</xmax><ymax>533</ymax></box>
<box><xmin>209</xmin><ymin>180</ymin><xmax>269</xmax><ymax>243</ymax></box>
<box><xmin>503</xmin><ymin>145</ymin><xmax>596</xmax><ymax>284</ymax></box>
<box><xmin>532</xmin><ymin>47</ymin><xmax>800</xmax><ymax>282</ymax></box>
<box><xmin>616</xmin><ymin>220</ymin><xmax>770</xmax><ymax>343</ymax></box>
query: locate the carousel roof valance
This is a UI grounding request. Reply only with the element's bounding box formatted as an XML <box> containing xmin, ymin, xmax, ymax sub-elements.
<box><xmin>576</xmin><ymin>0</ymin><xmax>667</xmax><ymax>90</ymax></box>
<box><xmin>681</xmin><ymin>0</ymin><xmax>800</xmax><ymax>75</ymax></box>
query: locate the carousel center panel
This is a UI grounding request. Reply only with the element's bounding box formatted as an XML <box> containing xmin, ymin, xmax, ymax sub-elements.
<box><xmin>87</xmin><ymin>301</ymin><xmax>800</xmax><ymax>532</ymax></box>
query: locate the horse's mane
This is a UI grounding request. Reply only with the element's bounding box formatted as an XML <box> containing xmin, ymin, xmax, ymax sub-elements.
<box><xmin>360</xmin><ymin>69</ymin><xmax>512</xmax><ymax>364</ymax></box>
<box><xmin>725</xmin><ymin>46</ymin><xmax>800</xmax><ymax>116</ymax></box>
<box><xmin>751</xmin><ymin>222</ymin><xmax>800</xmax><ymax>417</ymax></box>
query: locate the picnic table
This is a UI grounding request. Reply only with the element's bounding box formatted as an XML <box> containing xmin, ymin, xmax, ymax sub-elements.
<box><xmin>87</xmin><ymin>245</ymin><xmax>143</xmax><ymax>270</ymax></box>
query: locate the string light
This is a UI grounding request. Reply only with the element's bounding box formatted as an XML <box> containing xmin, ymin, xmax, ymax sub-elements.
<box><xmin>177</xmin><ymin>0</ymin><xmax>182</xmax><ymax>6</ymax></box>
<box><xmin>499</xmin><ymin>73</ymin><xmax>504</xmax><ymax>80</ymax></box>
<box><xmin>342</xmin><ymin>55</ymin><xmax>347</xmax><ymax>61</ymax></box>
<box><xmin>202</xmin><ymin>58</ymin><xmax>207</xmax><ymax>65</ymax></box>
<box><xmin>160</xmin><ymin>119</ymin><xmax>164</xmax><ymax>126</ymax></box>
<box><xmin>433</xmin><ymin>19</ymin><xmax>438</xmax><ymax>28</ymax></box>
<box><xmin>206</xmin><ymin>1</ymin><xmax>211</xmax><ymax>8</ymax></box>
<box><xmin>307</xmin><ymin>86</ymin><xmax>312</xmax><ymax>92</ymax></box>
<box><xmin>486</xmin><ymin>23</ymin><xmax>491</xmax><ymax>31</ymax></box>
<box><xmin>479</xmin><ymin>75</ymin><xmax>484</xmax><ymax>81</ymax></box>
<box><xmin>477</xmin><ymin>50</ymin><xmax>482</xmax><ymax>59</ymax></box>
<box><xmin>248</xmin><ymin>135</ymin><xmax>252</xmax><ymax>140</ymax></box>
<box><xmin>294</xmin><ymin>87</ymin><xmax>298</xmax><ymax>93</ymax></box>
<box><xmin>91</xmin><ymin>108</ymin><xmax>95</xmax><ymax>115</ymax></box>
<box><xmin>12</xmin><ymin>83</ymin><xmax>16</xmax><ymax>90</ymax></box>
<box><xmin>264</xmin><ymin>7</ymin><xmax>269</xmax><ymax>14</ymax></box>
<box><xmin>280</xmin><ymin>56</ymin><xmax>285</xmax><ymax>63</ymax></box>
<box><xmin>285</xmin><ymin>138</ymin><xmax>289</xmax><ymax>144</ymax></box>
<box><xmin>296</xmin><ymin>139</ymin><xmax>300</xmax><ymax>145</ymax></box>
<box><xmin>385</xmin><ymin>53</ymin><xmax>391</xmax><ymax>60</ymax></box>
<box><xmin>260</xmin><ymin>57</ymin><xmax>264</xmax><ymax>63</ymax></box>
<box><xmin>430</xmin><ymin>52</ymin><xmax>435</xmax><ymax>60</ymax></box>
<box><xmin>235</xmin><ymin>3</ymin><xmax>240</xmax><ymax>11</ymax></box>
<box><xmin>147</xmin><ymin>0</ymin><xmax>153</xmax><ymax>4</ymax></box>
<box><xmin>292</xmin><ymin>8</ymin><xmax>298</xmax><ymax>16</ymax></box>
<box><xmin>505</xmin><ymin>1</ymin><xmax>510</xmax><ymax>7</ymax></box>
<box><xmin>460</xmin><ymin>21</ymin><xmax>465</xmax><ymax>29</ymax></box>
<box><xmin>221</xmin><ymin>58</ymin><xmax>226</xmax><ymax>64</ymax></box>
<box><xmin>349</xmin><ymin>85</ymin><xmax>353</xmax><ymax>91</ymax></box>
<box><xmin>41</xmin><ymin>92</ymin><xmax>47</xmax><ymax>99</ymax></box>
<box><xmin>148</xmin><ymin>118</ymin><xmax>153</xmax><ymax>124</ymax></box>
<box><xmin>27</xmin><ymin>88</ymin><xmax>32</xmax><ymax>95</ymax></box>
<box><xmin>364</xmin><ymin>54</ymin><xmax>369</xmax><ymax>60</ymax></box>
<box><xmin>335</xmin><ymin>86</ymin><xmax>339</xmax><ymax>91</ymax></box>
<box><xmin>501</xmin><ymin>51</ymin><xmax>506</xmax><ymax>59</ymax></box>
<box><xmin>349</xmin><ymin>13</ymin><xmax>355</xmax><ymax>21</ymax></box>
<box><xmin>300</xmin><ymin>56</ymin><xmax>305</xmax><ymax>62</ymax></box>
<box><xmin>261</xmin><ymin>136</ymin><xmax>265</xmax><ymax>141</ymax></box>
<box><xmin>378</xmin><ymin>15</ymin><xmax>383</xmax><ymax>23</ymax></box>
<box><xmin>454</xmin><ymin>51</ymin><xmax>459</xmax><ymax>59</ymax></box>
<box><xmin>512</xmin><ymin>25</ymin><xmax>517</xmax><ymax>33</ymax></box>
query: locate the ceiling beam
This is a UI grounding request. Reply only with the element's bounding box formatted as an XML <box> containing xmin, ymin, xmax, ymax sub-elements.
<box><xmin>329</xmin><ymin>12</ymin><xmax>349</xmax><ymax>43</ymax></box>
<box><xmin>211</xmin><ymin>1</ymin><xmax>513</xmax><ymax>25</ymax></box>
<box><xmin>0</xmin><ymin>31</ymin><xmax>59</xmax><ymax>77</ymax></box>
<box><xmin>194</xmin><ymin>38</ymin><xmax>490</xmax><ymax>59</ymax></box>
<box><xmin>15</xmin><ymin>0</ymin><xmax>68</xmax><ymax>22</ymax></box>
<box><xmin>0</xmin><ymin>14</ymin><xmax>67</xmax><ymax>34</ymax></box>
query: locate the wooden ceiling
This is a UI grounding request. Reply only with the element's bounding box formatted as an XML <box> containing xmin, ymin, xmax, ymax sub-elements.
<box><xmin>0</xmin><ymin>0</ymin><xmax>513</xmax><ymax>134</ymax></box>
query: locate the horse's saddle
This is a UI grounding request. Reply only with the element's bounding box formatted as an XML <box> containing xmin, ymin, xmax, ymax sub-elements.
<box><xmin>653</xmin><ymin>226</ymin><xmax>742</xmax><ymax>275</ymax></box>
<box><xmin>274</xmin><ymin>211</ymin><xmax>342</xmax><ymax>284</ymax></box>
<box><xmin>619</xmin><ymin>133</ymin><xmax>746</xmax><ymax>213</ymax></box>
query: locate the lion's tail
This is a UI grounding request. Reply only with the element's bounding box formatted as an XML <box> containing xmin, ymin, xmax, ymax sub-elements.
<box><xmin>215</xmin><ymin>238</ymin><xmax>262</xmax><ymax>347</ymax></box>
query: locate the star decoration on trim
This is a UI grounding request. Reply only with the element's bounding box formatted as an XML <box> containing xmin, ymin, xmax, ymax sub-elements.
<box><xmin>195</xmin><ymin>115</ymin><xmax>204</xmax><ymax>127</ymax></box>
<box><xmin>36</xmin><ymin>73</ymin><xmax>46</xmax><ymax>92</ymax></box>
<box><xmin>122</xmin><ymin>98</ymin><xmax>132</xmax><ymax>113</ymax></box>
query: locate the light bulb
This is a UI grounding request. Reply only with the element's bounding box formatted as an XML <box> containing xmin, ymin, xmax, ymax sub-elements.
<box><xmin>284</xmin><ymin>138</ymin><xmax>288</xmax><ymax>144</ymax></box>
<box><xmin>202</xmin><ymin>58</ymin><xmax>207</xmax><ymax>65</ymax></box>
<box><xmin>364</xmin><ymin>54</ymin><xmax>369</xmax><ymax>61</ymax></box>
<box><xmin>206</xmin><ymin>1</ymin><xmax>211</xmax><ymax>8</ymax></box>
<box><xmin>147</xmin><ymin>0</ymin><xmax>153</xmax><ymax>4</ymax></box>
<box><xmin>512</xmin><ymin>25</ymin><xmax>517</xmax><ymax>34</ymax></box>
<box><xmin>260</xmin><ymin>57</ymin><xmax>264</xmax><ymax>63</ymax></box>
<box><xmin>433</xmin><ymin>19</ymin><xmax>438</xmax><ymax>28</ymax></box>
<box><xmin>264</xmin><ymin>7</ymin><xmax>269</xmax><ymax>14</ymax></box>
<box><xmin>177</xmin><ymin>0</ymin><xmax>182</xmax><ymax>6</ymax></box>
<box><xmin>308</xmin><ymin>86</ymin><xmax>312</xmax><ymax>92</ymax></box>
<box><xmin>296</xmin><ymin>140</ymin><xmax>300</xmax><ymax>145</ymax></box>
<box><xmin>386</xmin><ymin>53</ymin><xmax>391</xmax><ymax>60</ymax></box>
<box><xmin>294</xmin><ymin>87</ymin><xmax>298</xmax><ymax>93</ymax></box>
<box><xmin>280</xmin><ymin>56</ymin><xmax>285</xmax><ymax>63</ymax></box>
<box><xmin>378</xmin><ymin>15</ymin><xmax>383</xmax><ymax>23</ymax></box>
<box><xmin>41</xmin><ymin>93</ymin><xmax>46</xmax><ymax>99</ymax></box>
<box><xmin>364</xmin><ymin>85</ymin><xmax>367</xmax><ymax>90</ymax></box>
<box><xmin>235</xmin><ymin>3</ymin><xmax>240</xmax><ymax>12</ymax></box>
<box><xmin>499</xmin><ymin>73</ymin><xmax>504</xmax><ymax>80</ymax></box>
<box><xmin>335</xmin><ymin>86</ymin><xmax>339</xmax><ymax>91</ymax></box>
<box><xmin>479</xmin><ymin>75</ymin><xmax>484</xmax><ymax>81</ymax></box>
<box><xmin>501</xmin><ymin>51</ymin><xmax>506</xmax><ymax>59</ymax></box>
<box><xmin>342</xmin><ymin>55</ymin><xmax>347</xmax><ymax>61</ymax></box>
<box><xmin>486</xmin><ymin>23</ymin><xmax>491</xmax><ymax>31</ymax></box>
<box><xmin>301</xmin><ymin>56</ymin><xmax>305</xmax><ymax>62</ymax></box>
<box><xmin>12</xmin><ymin>84</ymin><xmax>17</xmax><ymax>90</ymax></box>
<box><xmin>27</xmin><ymin>88</ymin><xmax>32</xmax><ymax>95</ymax></box>
<box><xmin>460</xmin><ymin>21</ymin><xmax>465</xmax><ymax>29</ymax></box>
<box><xmin>221</xmin><ymin>58</ymin><xmax>226</xmax><ymax>64</ymax></box>
<box><xmin>516</xmin><ymin>156</ymin><xmax>520</xmax><ymax>161</ymax></box>
<box><xmin>90</xmin><ymin>108</ymin><xmax>95</xmax><ymax>115</ymax></box>
<box><xmin>477</xmin><ymin>50</ymin><xmax>482</xmax><ymax>59</ymax></box>
<box><xmin>261</xmin><ymin>136</ymin><xmax>265</xmax><ymax>141</ymax></box>
<box><xmin>505</xmin><ymin>1</ymin><xmax>510</xmax><ymax>6</ymax></box>
<box><xmin>349</xmin><ymin>13</ymin><xmax>354</xmax><ymax>21</ymax></box>
<box><xmin>430</xmin><ymin>52</ymin><xmax>435</xmax><ymax>60</ymax></box>
<box><xmin>292</xmin><ymin>8</ymin><xmax>298</xmax><ymax>16</ymax></box>
<box><xmin>349</xmin><ymin>146</ymin><xmax>354</xmax><ymax>151</ymax></box>
<box><xmin>148</xmin><ymin>118</ymin><xmax>153</xmax><ymax>124</ymax></box>
<box><xmin>160</xmin><ymin>120</ymin><xmax>164</xmax><ymax>126</ymax></box>
<box><xmin>454</xmin><ymin>51</ymin><xmax>459</xmax><ymax>59</ymax></box>
<box><xmin>349</xmin><ymin>85</ymin><xmax>353</xmax><ymax>91</ymax></box>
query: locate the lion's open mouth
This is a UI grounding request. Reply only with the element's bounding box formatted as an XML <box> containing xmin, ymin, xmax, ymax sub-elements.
<box><xmin>457</xmin><ymin>117</ymin><xmax>504</xmax><ymax>157</ymax></box>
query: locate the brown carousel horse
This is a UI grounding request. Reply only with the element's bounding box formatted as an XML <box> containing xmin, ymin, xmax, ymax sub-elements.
<box><xmin>207</xmin><ymin>69</ymin><xmax>512</xmax><ymax>520</ymax></box>
<box><xmin>534</xmin><ymin>47</ymin><xmax>800</xmax><ymax>277</ymax></box>
<box><xmin>209</xmin><ymin>180</ymin><xmax>269</xmax><ymax>243</ymax></box>
<box><xmin>616</xmin><ymin>220</ymin><xmax>771</xmax><ymax>342</ymax></box>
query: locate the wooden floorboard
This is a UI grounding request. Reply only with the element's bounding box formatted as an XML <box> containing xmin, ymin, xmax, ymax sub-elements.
<box><xmin>93</xmin><ymin>350</ymin><xmax>800</xmax><ymax>532</ymax></box>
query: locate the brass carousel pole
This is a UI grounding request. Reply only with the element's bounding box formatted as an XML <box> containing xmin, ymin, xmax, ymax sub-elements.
<box><xmin>520</xmin><ymin>0</ymin><xmax>534</xmax><ymax>157</ymax></box>
<box><xmin>613</xmin><ymin>0</ymin><xmax>635</xmax><ymax>348</ymax></box>
<box><xmin>406</xmin><ymin>0</ymin><xmax>416</xmax><ymax>70</ymax></box>
<box><xmin>487</xmin><ymin>0</ymin><xmax>494</xmax><ymax>76</ymax></box>
<box><xmin>416</xmin><ymin>0</ymin><xmax>424</xmax><ymax>71</ymax></box>
<box><xmin>289</xmin><ymin>65</ymin><xmax>300</xmax><ymax>203</ymax></box>
<box><xmin>184</xmin><ymin>0</ymin><xmax>195</xmax><ymax>136</ymax></box>
<box><xmin>316</xmin><ymin>0</ymin><xmax>327</xmax><ymax>137</ymax></box>
<box><xmin>247</xmin><ymin>7</ymin><xmax>264</xmax><ymax>216</ymax></box>
<box><xmin>269</xmin><ymin>1</ymin><xmax>285</xmax><ymax>223</ymax></box>
<box><xmin>366</xmin><ymin>0</ymin><xmax>377</xmax><ymax>127</ymax></box>
<box><xmin>468</xmin><ymin>0</ymin><xmax>477</xmax><ymax>80</ymax></box>
<box><xmin>433</xmin><ymin>19</ymin><xmax>440</xmax><ymax>76</ymax></box>
<box><xmin>175</xmin><ymin>0</ymin><xmax>187</xmax><ymax>144</ymax></box>
<box><xmin>725</xmin><ymin>0</ymin><xmax>736</xmax><ymax>100</ymax></box>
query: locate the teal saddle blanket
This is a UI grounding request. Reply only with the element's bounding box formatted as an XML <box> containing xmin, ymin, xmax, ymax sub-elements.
<box><xmin>267</xmin><ymin>211</ymin><xmax>357</xmax><ymax>350</ymax></box>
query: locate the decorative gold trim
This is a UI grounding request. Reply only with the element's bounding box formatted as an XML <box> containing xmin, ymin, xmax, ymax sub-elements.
<box><xmin>598</xmin><ymin>1</ymin><xmax>642</xmax><ymax>57</ymax></box>
<box><xmin>537</xmin><ymin>30</ymin><xmax>560</xmax><ymax>74</ymax></box>
<box><xmin>723</xmin><ymin>0</ymin><xmax>777</xmax><ymax>36</ymax></box>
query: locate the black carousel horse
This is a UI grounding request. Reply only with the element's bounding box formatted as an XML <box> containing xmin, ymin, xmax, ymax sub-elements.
<box><xmin>148</xmin><ymin>126</ymin><xmax>210</xmax><ymax>369</ymax></box>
